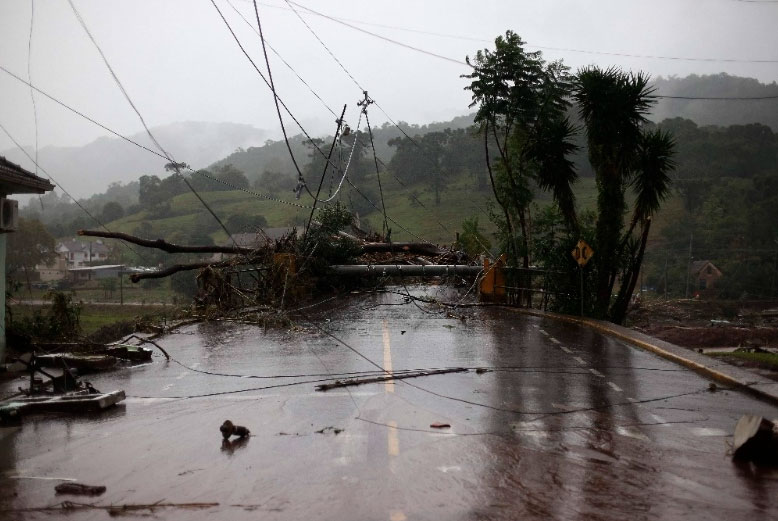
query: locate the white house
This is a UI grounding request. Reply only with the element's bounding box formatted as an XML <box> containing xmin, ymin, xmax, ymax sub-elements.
<box><xmin>56</xmin><ymin>239</ymin><xmax>111</xmax><ymax>268</ymax></box>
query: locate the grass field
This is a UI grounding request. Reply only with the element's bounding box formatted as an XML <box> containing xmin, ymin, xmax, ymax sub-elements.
<box><xmin>102</xmin><ymin>172</ymin><xmax>610</xmax><ymax>247</ymax></box>
<box><xmin>12</xmin><ymin>284</ymin><xmax>178</xmax><ymax>305</ymax></box>
<box><xmin>709</xmin><ymin>351</ymin><xmax>778</xmax><ymax>370</ymax></box>
<box><xmin>9</xmin><ymin>303</ymin><xmax>178</xmax><ymax>336</ymax></box>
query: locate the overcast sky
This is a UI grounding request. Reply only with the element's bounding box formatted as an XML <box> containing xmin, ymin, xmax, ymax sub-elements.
<box><xmin>1</xmin><ymin>0</ymin><xmax>777</xmax><ymax>159</ymax></box>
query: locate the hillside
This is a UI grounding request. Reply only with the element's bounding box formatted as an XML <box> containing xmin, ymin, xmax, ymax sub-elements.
<box><xmin>3</xmin><ymin>121</ymin><xmax>268</xmax><ymax>199</ymax></box>
<box><xmin>651</xmin><ymin>74</ymin><xmax>778</xmax><ymax>130</ymax></box>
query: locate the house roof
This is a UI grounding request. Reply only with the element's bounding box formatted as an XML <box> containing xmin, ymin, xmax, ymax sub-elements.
<box><xmin>0</xmin><ymin>156</ymin><xmax>55</xmax><ymax>195</ymax></box>
<box><xmin>58</xmin><ymin>239</ymin><xmax>111</xmax><ymax>255</ymax></box>
<box><xmin>691</xmin><ymin>260</ymin><xmax>720</xmax><ymax>275</ymax></box>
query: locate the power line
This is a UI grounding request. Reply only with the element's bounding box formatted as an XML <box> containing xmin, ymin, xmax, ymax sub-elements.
<box><xmin>208</xmin><ymin>0</ymin><xmax>344</xmax><ymax>199</ymax></box>
<box><xmin>0</xmin><ymin>121</ymin><xmax>148</xmax><ymax>263</ymax></box>
<box><xmin>0</xmin><ymin>65</ymin><xmax>319</xmax><ymax>212</ymax></box>
<box><xmin>282</xmin><ymin>0</ymin><xmax>487</xmax><ymax>234</ymax></box>
<box><xmin>66</xmin><ymin>0</ymin><xmax>240</xmax><ymax>247</ymax></box>
<box><xmin>653</xmin><ymin>94</ymin><xmax>778</xmax><ymax>100</ymax></box>
<box><xmin>210</xmin><ymin>0</ymin><xmax>435</xmax><ymax>242</ymax></box>
<box><xmin>27</xmin><ymin>0</ymin><xmax>38</xmax><ymax>176</ymax></box>
<box><xmin>226</xmin><ymin>1</ymin><xmax>468</xmax><ymax>232</ymax></box>
<box><xmin>251</xmin><ymin>0</ymin><xmax>316</xmax><ymax>203</ymax></box>
<box><xmin>277</xmin><ymin>0</ymin><xmax>778</xmax><ymax>65</ymax></box>
<box><xmin>223</xmin><ymin>0</ymin><xmax>339</xmax><ymax>118</ymax></box>
<box><xmin>288</xmin><ymin>1</ymin><xmax>466</xmax><ymax>66</ymax></box>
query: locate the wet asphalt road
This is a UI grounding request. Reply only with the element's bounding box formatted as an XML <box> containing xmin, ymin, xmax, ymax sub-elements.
<box><xmin>2</xmin><ymin>285</ymin><xmax>778</xmax><ymax>520</ymax></box>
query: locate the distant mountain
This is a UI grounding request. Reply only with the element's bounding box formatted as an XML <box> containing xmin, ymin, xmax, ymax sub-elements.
<box><xmin>650</xmin><ymin>74</ymin><xmax>778</xmax><ymax>130</ymax></box>
<box><xmin>2</xmin><ymin>121</ymin><xmax>268</xmax><ymax>198</ymax></box>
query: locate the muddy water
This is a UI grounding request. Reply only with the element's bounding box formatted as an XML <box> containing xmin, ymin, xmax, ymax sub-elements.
<box><xmin>1</xmin><ymin>286</ymin><xmax>777</xmax><ymax>520</ymax></box>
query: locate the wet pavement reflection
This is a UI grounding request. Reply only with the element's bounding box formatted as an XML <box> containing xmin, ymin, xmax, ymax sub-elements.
<box><xmin>2</xmin><ymin>285</ymin><xmax>778</xmax><ymax>520</ymax></box>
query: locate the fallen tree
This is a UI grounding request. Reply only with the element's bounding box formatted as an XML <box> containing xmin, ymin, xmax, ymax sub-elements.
<box><xmin>78</xmin><ymin>230</ymin><xmax>253</xmax><ymax>255</ymax></box>
<box><xmin>79</xmin><ymin>229</ymin><xmax>440</xmax><ymax>258</ymax></box>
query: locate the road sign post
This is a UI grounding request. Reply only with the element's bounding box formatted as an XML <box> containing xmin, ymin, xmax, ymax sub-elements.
<box><xmin>571</xmin><ymin>240</ymin><xmax>594</xmax><ymax>317</ymax></box>
<box><xmin>580</xmin><ymin>266</ymin><xmax>584</xmax><ymax>317</ymax></box>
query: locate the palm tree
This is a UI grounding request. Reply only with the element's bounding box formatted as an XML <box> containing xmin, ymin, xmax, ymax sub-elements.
<box><xmin>574</xmin><ymin>66</ymin><xmax>675</xmax><ymax>322</ymax></box>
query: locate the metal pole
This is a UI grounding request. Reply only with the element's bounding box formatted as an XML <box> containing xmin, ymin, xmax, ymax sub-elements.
<box><xmin>684</xmin><ymin>232</ymin><xmax>693</xmax><ymax>298</ymax></box>
<box><xmin>304</xmin><ymin>104</ymin><xmax>347</xmax><ymax>242</ymax></box>
<box><xmin>663</xmin><ymin>253</ymin><xmax>668</xmax><ymax>301</ymax></box>
<box><xmin>580</xmin><ymin>265</ymin><xmax>584</xmax><ymax>317</ymax></box>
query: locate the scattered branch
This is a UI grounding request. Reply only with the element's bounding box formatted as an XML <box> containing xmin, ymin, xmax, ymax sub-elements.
<box><xmin>79</xmin><ymin>229</ymin><xmax>254</xmax><ymax>255</ymax></box>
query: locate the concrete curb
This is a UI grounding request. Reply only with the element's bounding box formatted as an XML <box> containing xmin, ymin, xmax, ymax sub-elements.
<box><xmin>511</xmin><ymin>308</ymin><xmax>778</xmax><ymax>406</ymax></box>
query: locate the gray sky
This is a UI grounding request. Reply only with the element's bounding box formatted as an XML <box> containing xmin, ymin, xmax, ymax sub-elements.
<box><xmin>1</xmin><ymin>0</ymin><xmax>777</xmax><ymax>157</ymax></box>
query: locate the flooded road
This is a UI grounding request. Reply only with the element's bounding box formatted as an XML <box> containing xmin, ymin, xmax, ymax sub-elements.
<box><xmin>2</xmin><ymin>286</ymin><xmax>778</xmax><ymax>519</ymax></box>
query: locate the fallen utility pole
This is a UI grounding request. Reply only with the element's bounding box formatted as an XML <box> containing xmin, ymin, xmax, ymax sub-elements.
<box><xmin>315</xmin><ymin>367</ymin><xmax>468</xmax><ymax>391</ymax></box>
<box><xmin>361</xmin><ymin>242</ymin><xmax>441</xmax><ymax>256</ymax></box>
<box><xmin>330</xmin><ymin>265</ymin><xmax>482</xmax><ymax>276</ymax></box>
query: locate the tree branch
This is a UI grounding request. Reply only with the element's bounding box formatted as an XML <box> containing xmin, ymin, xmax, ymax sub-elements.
<box><xmin>79</xmin><ymin>230</ymin><xmax>255</xmax><ymax>255</ymax></box>
<box><xmin>129</xmin><ymin>259</ymin><xmax>267</xmax><ymax>282</ymax></box>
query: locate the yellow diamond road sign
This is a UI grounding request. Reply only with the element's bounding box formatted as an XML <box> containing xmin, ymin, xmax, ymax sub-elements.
<box><xmin>571</xmin><ymin>239</ymin><xmax>594</xmax><ymax>267</ymax></box>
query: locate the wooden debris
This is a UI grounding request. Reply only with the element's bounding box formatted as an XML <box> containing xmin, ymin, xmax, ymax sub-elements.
<box><xmin>1</xmin><ymin>501</ymin><xmax>219</xmax><ymax>514</ymax></box>
<box><xmin>36</xmin><ymin>354</ymin><xmax>117</xmax><ymax>372</ymax></box>
<box><xmin>429</xmin><ymin>422</ymin><xmax>451</xmax><ymax>429</ymax></box>
<box><xmin>315</xmin><ymin>368</ymin><xmax>468</xmax><ymax>391</ymax></box>
<box><xmin>54</xmin><ymin>482</ymin><xmax>106</xmax><ymax>496</ymax></box>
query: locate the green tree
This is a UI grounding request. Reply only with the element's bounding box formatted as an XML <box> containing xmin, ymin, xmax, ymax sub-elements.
<box><xmin>225</xmin><ymin>213</ymin><xmax>268</xmax><ymax>233</ymax></box>
<box><xmin>574</xmin><ymin>66</ymin><xmax>675</xmax><ymax>322</ymax></box>
<box><xmin>214</xmin><ymin>164</ymin><xmax>250</xmax><ymax>190</ymax></box>
<box><xmin>456</xmin><ymin>217</ymin><xmax>491</xmax><ymax>257</ymax></box>
<box><xmin>100</xmin><ymin>201</ymin><xmax>125</xmax><ymax>222</ymax></box>
<box><xmin>7</xmin><ymin>218</ymin><xmax>56</xmax><ymax>290</ymax></box>
<box><xmin>463</xmin><ymin>31</ymin><xmax>579</xmax><ymax>276</ymax></box>
<box><xmin>99</xmin><ymin>277</ymin><xmax>118</xmax><ymax>299</ymax></box>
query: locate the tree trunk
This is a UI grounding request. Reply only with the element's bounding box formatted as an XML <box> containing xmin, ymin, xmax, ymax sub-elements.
<box><xmin>610</xmin><ymin>218</ymin><xmax>651</xmax><ymax>324</ymax></box>
<box><xmin>594</xmin><ymin>168</ymin><xmax>626</xmax><ymax>317</ymax></box>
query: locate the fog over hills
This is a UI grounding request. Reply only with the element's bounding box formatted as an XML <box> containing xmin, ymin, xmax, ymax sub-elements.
<box><xmin>2</xmin><ymin>121</ymin><xmax>267</xmax><ymax>199</ymax></box>
<box><xmin>6</xmin><ymin>73</ymin><xmax>777</xmax><ymax>208</ymax></box>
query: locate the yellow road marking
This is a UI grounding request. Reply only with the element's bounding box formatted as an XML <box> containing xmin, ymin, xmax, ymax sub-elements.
<box><xmin>387</xmin><ymin>420</ymin><xmax>400</xmax><ymax>456</ymax></box>
<box><xmin>390</xmin><ymin>511</ymin><xmax>407</xmax><ymax>521</ymax></box>
<box><xmin>382</xmin><ymin>320</ymin><xmax>394</xmax><ymax>393</ymax></box>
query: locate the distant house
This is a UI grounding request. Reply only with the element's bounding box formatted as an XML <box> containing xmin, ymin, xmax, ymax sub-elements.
<box><xmin>690</xmin><ymin>260</ymin><xmax>722</xmax><ymax>292</ymax></box>
<box><xmin>0</xmin><ymin>156</ymin><xmax>55</xmax><ymax>364</ymax></box>
<box><xmin>36</xmin><ymin>256</ymin><xmax>68</xmax><ymax>282</ymax></box>
<box><xmin>56</xmin><ymin>239</ymin><xmax>111</xmax><ymax>267</ymax></box>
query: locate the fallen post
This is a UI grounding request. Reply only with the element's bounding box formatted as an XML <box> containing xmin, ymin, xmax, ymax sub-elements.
<box><xmin>361</xmin><ymin>242</ymin><xmax>441</xmax><ymax>256</ymax></box>
<box><xmin>315</xmin><ymin>367</ymin><xmax>468</xmax><ymax>391</ymax></box>
<box><xmin>330</xmin><ymin>264</ymin><xmax>482</xmax><ymax>276</ymax></box>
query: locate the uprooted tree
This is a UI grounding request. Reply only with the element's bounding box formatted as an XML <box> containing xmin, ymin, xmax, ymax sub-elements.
<box><xmin>79</xmin><ymin>202</ymin><xmax>443</xmax><ymax>315</ymax></box>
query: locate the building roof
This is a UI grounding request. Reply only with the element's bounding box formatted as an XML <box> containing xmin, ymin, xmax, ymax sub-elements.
<box><xmin>58</xmin><ymin>239</ymin><xmax>111</xmax><ymax>255</ymax></box>
<box><xmin>68</xmin><ymin>264</ymin><xmax>125</xmax><ymax>272</ymax></box>
<box><xmin>0</xmin><ymin>156</ymin><xmax>55</xmax><ymax>195</ymax></box>
<box><xmin>691</xmin><ymin>260</ymin><xmax>721</xmax><ymax>275</ymax></box>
